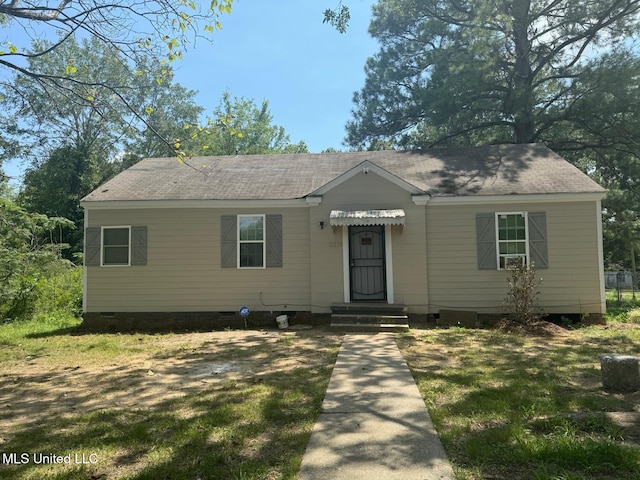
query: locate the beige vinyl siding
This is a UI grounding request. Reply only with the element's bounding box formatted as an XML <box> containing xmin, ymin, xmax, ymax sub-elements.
<box><xmin>426</xmin><ymin>201</ymin><xmax>604</xmax><ymax>314</ymax></box>
<box><xmin>386</xmin><ymin>204</ymin><xmax>429</xmax><ymax>312</ymax></box>
<box><xmin>85</xmin><ymin>177</ymin><xmax>603</xmax><ymax>316</ymax></box>
<box><xmin>85</xmin><ymin>207</ymin><xmax>310</xmax><ymax>312</ymax></box>
<box><xmin>307</xmin><ymin>217</ymin><xmax>345</xmax><ymax>312</ymax></box>
<box><xmin>309</xmin><ymin>170</ymin><xmax>429</xmax><ymax>313</ymax></box>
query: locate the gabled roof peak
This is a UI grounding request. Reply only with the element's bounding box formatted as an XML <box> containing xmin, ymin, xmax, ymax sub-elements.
<box><xmin>309</xmin><ymin>159</ymin><xmax>424</xmax><ymax>197</ymax></box>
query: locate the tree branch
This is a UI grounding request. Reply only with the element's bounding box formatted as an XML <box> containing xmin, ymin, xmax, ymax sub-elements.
<box><xmin>0</xmin><ymin>0</ymin><xmax>73</xmax><ymax>20</ymax></box>
<box><xmin>533</xmin><ymin>0</ymin><xmax>640</xmax><ymax>76</ymax></box>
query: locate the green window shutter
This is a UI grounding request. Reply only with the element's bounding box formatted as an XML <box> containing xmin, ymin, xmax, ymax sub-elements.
<box><xmin>221</xmin><ymin>215</ymin><xmax>237</xmax><ymax>268</ymax></box>
<box><xmin>85</xmin><ymin>227</ymin><xmax>101</xmax><ymax>266</ymax></box>
<box><xmin>528</xmin><ymin>212</ymin><xmax>548</xmax><ymax>269</ymax></box>
<box><xmin>266</xmin><ymin>214</ymin><xmax>283</xmax><ymax>268</ymax></box>
<box><xmin>476</xmin><ymin>213</ymin><xmax>497</xmax><ymax>270</ymax></box>
<box><xmin>131</xmin><ymin>226</ymin><xmax>147</xmax><ymax>265</ymax></box>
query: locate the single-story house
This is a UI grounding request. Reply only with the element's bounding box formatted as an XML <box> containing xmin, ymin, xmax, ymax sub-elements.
<box><xmin>81</xmin><ymin>144</ymin><xmax>606</xmax><ymax>329</ymax></box>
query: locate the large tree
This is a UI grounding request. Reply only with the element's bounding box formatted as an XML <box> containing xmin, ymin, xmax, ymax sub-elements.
<box><xmin>18</xmin><ymin>145</ymin><xmax>112</xmax><ymax>258</ymax></box>
<box><xmin>347</xmin><ymin>0</ymin><xmax>640</xmax><ymax>267</ymax></box>
<box><xmin>596</xmin><ymin>152</ymin><xmax>640</xmax><ymax>271</ymax></box>
<box><xmin>2</xmin><ymin>35</ymin><xmax>203</xmax><ymax>160</ymax></box>
<box><xmin>183</xmin><ymin>92</ymin><xmax>308</xmax><ymax>156</ymax></box>
<box><xmin>347</xmin><ymin>0</ymin><xmax>640</xmax><ymax>154</ymax></box>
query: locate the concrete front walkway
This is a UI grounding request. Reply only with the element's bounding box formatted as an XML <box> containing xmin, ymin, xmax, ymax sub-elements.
<box><xmin>298</xmin><ymin>333</ymin><xmax>455</xmax><ymax>480</ymax></box>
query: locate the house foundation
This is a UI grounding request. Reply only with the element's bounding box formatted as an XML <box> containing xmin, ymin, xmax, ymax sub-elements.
<box><xmin>81</xmin><ymin>311</ymin><xmax>331</xmax><ymax>332</ymax></box>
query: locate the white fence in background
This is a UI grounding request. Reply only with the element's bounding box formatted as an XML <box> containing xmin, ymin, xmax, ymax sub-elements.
<box><xmin>605</xmin><ymin>271</ymin><xmax>639</xmax><ymax>290</ymax></box>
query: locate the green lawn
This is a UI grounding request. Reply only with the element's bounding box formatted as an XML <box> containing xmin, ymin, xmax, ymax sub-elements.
<box><xmin>604</xmin><ymin>291</ymin><xmax>640</xmax><ymax>323</ymax></box>
<box><xmin>0</xmin><ymin>318</ymin><xmax>340</xmax><ymax>480</ymax></box>
<box><xmin>1</xmin><ymin>307</ymin><xmax>639</xmax><ymax>480</ymax></box>
<box><xmin>398</xmin><ymin>318</ymin><xmax>640</xmax><ymax>479</ymax></box>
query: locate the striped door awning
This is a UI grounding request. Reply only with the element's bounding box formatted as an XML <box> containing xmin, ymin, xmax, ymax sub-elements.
<box><xmin>329</xmin><ymin>209</ymin><xmax>406</xmax><ymax>226</ymax></box>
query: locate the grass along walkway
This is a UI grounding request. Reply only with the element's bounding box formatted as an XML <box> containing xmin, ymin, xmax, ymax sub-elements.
<box><xmin>398</xmin><ymin>323</ymin><xmax>640</xmax><ymax>480</ymax></box>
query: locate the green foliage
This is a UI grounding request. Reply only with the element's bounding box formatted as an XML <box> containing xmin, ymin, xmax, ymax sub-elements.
<box><xmin>9</xmin><ymin>37</ymin><xmax>204</xmax><ymax>256</ymax></box>
<box><xmin>0</xmin><ymin>115</ymin><xmax>28</xmax><ymax>164</ymax></box>
<box><xmin>34</xmin><ymin>265</ymin><xmax>83</xmax><ymax>320</ymax></box>
<box><xmin>19</xmin><ymin>146</ymin><xmax>114</xmax><ymax>258</ymax></box>
<box><xmin>598</xmin><ymin>166</ymin><xmax>640</xmax><ymax>270</ymax></box>
<box><xmin>3</xmin><ymin>35</ymin><xmax>203</xmax><ymax>161</ymax></box>
<box><xmin>505</xmin><ymin>263</ymin><xmax>544</xmax><ymax>325</ymax></box>
<box><xmin>323</xmin><ymin>3</ymin><xmax>351</xmax><ymax>33</ymax></box>
<box><xmin>604</xmin><ymin>291</ymin><xmax>640</xmax><ymax>322</ymax></box>
<box><xmin>182</xmin><ymin>91</ymin><xmax>308</xmax><ymax>157</ymax></box>
<box><xmin>7</xmin><ymin>36</ymin><xmax>136</xmax><ymax>159</ymax></box>
<box><xmin>0</xmin><ymin>0</ymin><xmax>233</xmax><ymax>172</ymax></box>
<box><xmin>628</xmin><ymin>309</ymin><xmax>640</xmax><ymax>324</ymax></box>
<box><xmin>0</xmin><ymin>0</ymin><xmax>233</xmax><ymax>90</ymax></box>
<box><xmin>0</xmin><ymin>196</ymin><xmax>74</xmax><ymax>322</ymax></box>
<box><xmin>0</xmin><ymin>169</ymin><xmax>9</xmax><ymax>194</ymax></box>
<box><xmin>127</xmin><ymin>82</ymin><xmax>203</xmax><ymax>159</ymax></box>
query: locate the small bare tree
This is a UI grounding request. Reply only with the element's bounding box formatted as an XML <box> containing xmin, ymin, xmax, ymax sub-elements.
<box><xmin>504</xmin><ymin>263</ymin><xmax>544</xmax><ymax>326</ymax></box>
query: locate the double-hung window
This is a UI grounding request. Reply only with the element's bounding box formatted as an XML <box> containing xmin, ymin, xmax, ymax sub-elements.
<box><xmin>84</xmin><ymin>226</ymin><xmax>146</xmax><ymax>267</ymax></box>
<box><xmin>221</xmin><ymin>215</ymin><xmax>282</xmax><ymax>269</ymax></box>
<box><xmin>477</xmin><ymin>211</ymin><xmax>547</xmax><ymax>270</ymax></box>
<box><xmin>102</xmin><ymin>226</ymin><xmax>131</xmax><ymax>266</ymax></box>
<box><xmin>496</xmin><ymin>212</ymin><xmax>529</xmax><ymax>269</ymax></box>
<box><xmin>238</xmin><ymin>215</ymin><xmax>265</xmax><ymax>268</ymax></box>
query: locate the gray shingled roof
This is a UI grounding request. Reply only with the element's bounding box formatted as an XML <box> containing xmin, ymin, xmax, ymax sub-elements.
<box><xmin>81</xmin><ymin>144</ymin><xmax>604</xmax><ymax>202</ymax></box>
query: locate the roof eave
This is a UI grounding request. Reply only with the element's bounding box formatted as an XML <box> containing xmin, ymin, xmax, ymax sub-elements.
<box><xmin>429</xmin><ymin>191</ymin><xmax>606</xmax><ymax>206</ymax></box>
<box><xmin>80</xmin><ymin>198</ymin><xmax>310</xmax><ymax>210</ymax></box>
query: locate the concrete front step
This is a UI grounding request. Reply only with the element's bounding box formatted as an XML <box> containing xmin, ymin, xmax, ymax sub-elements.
<box><xmin>331</xmin><ymin>314</ymin><xmax>409</xmax><ymax>324</ymax></box>
<box><xmin>330</xmin><ymin>323</ymin><xmax>410</xmax><ymax>332</ymax></box>
<box><xmin>331</xmin><ymin>303</ymin><xmax>408</xmax><ymax>315</ymax></box>
<box><xmin>330</xmin><ymin>314</ymin><xmax>410</xmax><ymax>332</ymax></box>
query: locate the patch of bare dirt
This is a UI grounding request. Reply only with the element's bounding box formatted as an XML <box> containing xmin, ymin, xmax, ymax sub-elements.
<box><xmin>606</xmin><ymin>412</ymin><xmax>640</xmax><ymax>443</ymax></box>
<box><xmin>0</xmin><ymin>328</ymin><xmax>339</xmax><ymax>435</ymax></box>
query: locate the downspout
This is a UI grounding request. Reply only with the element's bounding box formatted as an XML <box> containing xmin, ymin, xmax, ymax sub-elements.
<box><xmin>596</xmin><ymin>199</ymin><xmax>606</xmax><ymax>313</ymax></box>
<box><xmin>82</xmin><ymin>205</ymin><xmax>88</xmax><ymax>314</ymax></box>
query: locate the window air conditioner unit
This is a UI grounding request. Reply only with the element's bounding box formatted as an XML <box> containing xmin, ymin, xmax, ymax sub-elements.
<box><xmin>503</xmin><ymin>255</ymin><xmax>526</xmax><ymax>269</ymax></box>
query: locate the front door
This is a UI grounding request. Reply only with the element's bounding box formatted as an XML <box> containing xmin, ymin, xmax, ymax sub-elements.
<box><xmin>349</xmin><ymin>226</ymin><xmax>386</xmax><ymax>301</ymax></box>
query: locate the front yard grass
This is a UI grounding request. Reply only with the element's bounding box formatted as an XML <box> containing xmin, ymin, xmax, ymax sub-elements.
<box><xmin>2</xmin><ymin>310</ymin><xmax>639</xmax><ymax>480</ymax></box>
<box><xmin>0</xmin><ymin>318</ymin><xmax>340</xmax><ymax>480</ymax></box>
<box><xmin>398</xmin><ymin>321</ymin><xmax>640</xmax><ymax>480</ymax></box>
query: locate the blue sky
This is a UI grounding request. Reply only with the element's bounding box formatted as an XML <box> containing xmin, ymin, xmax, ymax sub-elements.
<box><xmin>4</xmin><ymin>1</ymin><xmax>380</xmax><ymax>183</ymax></box>
<box><xmin>176</xmin><ymin>0</ymin><xmax>379</xmax><ymax>151</ymax></box>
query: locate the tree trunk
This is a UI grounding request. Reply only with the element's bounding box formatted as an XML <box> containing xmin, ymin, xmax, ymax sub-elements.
<box><xmin>510</xmin><ymin>0</ymin><xmax>536</xmax><ymax>143</ymax></box>
<box><xmin>632</xmin><ymin>245</ymin><xmax>637</xmax><ymax>300</ymax></box>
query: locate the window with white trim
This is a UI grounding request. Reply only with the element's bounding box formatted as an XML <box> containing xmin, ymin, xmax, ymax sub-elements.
<box><xmin>496</xmin><ymin>212</ymin><xmax>529</xmax><ymax>269</ymax></box>
<box><xmin>102</xmin><ymin>226</ymin><xmax>130</xmax><ymax>266</ymax></box>
<box><xmin>238</xmin><ymin>215</ymin><xmax>265</xmax><ymax>268</ymax></box>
